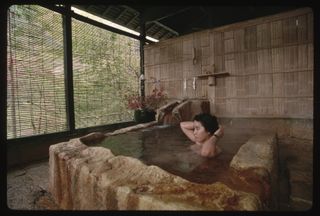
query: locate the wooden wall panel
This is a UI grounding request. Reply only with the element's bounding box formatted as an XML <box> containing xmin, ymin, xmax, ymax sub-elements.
<box><xmin>143</xmin><ymin>7</ymin><xmax>313</xmax><ymax>118</ymax></box>
<box><xmin>307</xmin><ymin>44</ymin><xmax>313</xmax><ymax>69</ymax></box>
<box><xmin>237</xmin><ymin>98</ymin><xmax>249</xmax><ymax>115</ymax></box>
<box><xmin>298</xmin><ymin>71</ymin><xmax>313</xmax><ymax>96</ymax></box>
<box><xmin>159</xmin><ymin>46</ymin><xmax>168</xmax><ymax>64</ymax></box>
<box><xmin>257</xmin><ymin>23</ymin><xmax>271</xmax><ymax>48</ymax></box>
<box><xmin>307</xmin><ymin>13</ymin><xmax>313</xmax><ymax>42</ymax></box>
<box><xmin>244</xmin><ymin>51</ymin><xmax>258</xmax><ymax>73</ymax></box>
<box><xmin>257</xmin><ymin>49</ymin><xmax>272</xmax><ymax>73</ymax></box>
<box><xmin>200</xmin><ymin>31</ymin><xmax>210</xmax><ymax>47</ymax></box>
<box><xmin>234</xmin><ymin>29</ymin><xmax>245</xmax><ymax>51</ymax></box>
<box><xmin>258</xmin><ymin>74</ymin><xmax>273</xmax><ymax>97</ymax></box>
<box><xmin>297</xmin><ymin>15</ymin><xmax>308</xmax><ymax>42</ymax></box>
<box><xmin>236</xmin><ymin>76</ymin><xmax>246</xmax><ymax>97</ymax></box>
<box><xmin>246</xmin><ymin>75</ymin><xmax>259</xmax><ymax>96</ymax></box>
<box><xmin>153</xmin><ymin>47</ymin><xmax>160</xmax><ymax>65</ymax></box>
<box><xmin>283</xmin><ymin>17</ymin><xmax>298</xmax><ymax>44</ymax></box>
<box><xmin>297</xmin><ymin>44</ymin><xmax>308</xmax><ymax>69</ymax></box>
<box><xmin>271</xmin><ymin>20</ymin><xmax>283</xmax><ymax>47</ymax></box>
<box><xmin>216</xmin><ymin>78</ymin><xmax>226</xmax><ymax>98</ymax></box>
<box><xmin>283</xmin><ymin>46</ymin><xmax>298</xmax><ymax>71</ymax></box>
<box><xmin>226</xmin><ymin>98</ymin><xmax>237</xmax><ymax>115</ymax></box>
<box><xmin>234</xmin><ymin>53</ymin><xmax>245</xmax><ymax>75</ymax></box>
<box><xmin>271</xmin><ymin>48</ymin><xmax>284</xmax><ymax>73</ymax></box>
<box><xmin>224</xmin><ymin>39</ymin><xmax>234</xmax><ymax>54</ymax></box>
<box><xmin>244</xmin><ymin>26</ymin><xmax>257</xmax><ymax>50</ymax></box>
<box><xmin>273</xmin><ymin>98</ymin><xmax>285</xmax><ymax>116</ymax></box>
<box><xmin>213</xmin><ymin>32</ymin><xmax>224</xmax><ymax>55</ymax></box>
<box><xmin>182</xmin><ymin>35</ymin><xmax>194</xmax><ymax>60</ymax></box>
<box><xmin>273</xmin><ymin>73</ymin><xmax>285</xmax><ymax>97</ymax></box>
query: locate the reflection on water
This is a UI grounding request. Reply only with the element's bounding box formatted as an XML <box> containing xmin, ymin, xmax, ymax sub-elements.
<box><xmin>98</xmin><ymin>125</ymin><xmax>203</xmax><ymax>173</ymax></box>
<box><xmin>99</xmin><ymin>132</ymin><xmax>144</xmax><ymax>159</ymax></box>
<box><xmin>96</xmin><ymin>125</ymin><xmax>273</xmax><ymax>204</ymax></box>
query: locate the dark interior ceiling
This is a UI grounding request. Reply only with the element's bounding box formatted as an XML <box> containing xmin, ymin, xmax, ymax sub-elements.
<box><xmin>72</xmin><ymin>5</ymin><xmax>302</xmax><ymax>41</ymax></box>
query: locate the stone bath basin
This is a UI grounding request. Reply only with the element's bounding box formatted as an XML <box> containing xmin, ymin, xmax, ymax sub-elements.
<box><xmin>48</xmin><ymin>121</ymin><xmax>278</xmax><ymax>210</ymax></box>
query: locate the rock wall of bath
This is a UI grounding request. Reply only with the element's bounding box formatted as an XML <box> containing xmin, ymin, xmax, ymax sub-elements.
<box><xmin>230</xmin><ymin>134</ymin><xmax>279</xmax><ymax>209</ymax></box>
<box><xmin>49</xmin><ymin>137</ymin><xmax>264</xmax><ymax>210</ymax></box>
<box><xmin>48</xmin><ymin>117</ymin><xmax>280</xmax><ymax>211</ymax></box>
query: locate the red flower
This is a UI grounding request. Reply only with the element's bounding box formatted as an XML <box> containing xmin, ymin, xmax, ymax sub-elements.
<box><xmin>126</xmin><ymin>87</ymin><xmax>167</xmax><ymax>111</ymax></box>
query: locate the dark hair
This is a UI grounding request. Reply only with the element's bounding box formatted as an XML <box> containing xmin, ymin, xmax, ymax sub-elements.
<box><xmin>193</xmin><ymin>113</ymin><xmax>219</xmax><ymax>134</ymax></box>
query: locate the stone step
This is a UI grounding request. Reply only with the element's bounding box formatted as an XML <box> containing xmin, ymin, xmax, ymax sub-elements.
<box><xmin>289</xmin><ymin>180</ymin><xmax>313</xmax><ymax>202</ymax></box>
<box><xmin>287</xmin><ymin>160</ymin><xmax>313</xmax><ymax>201</ymax></box>
<box><xmin>289</xmin><ymin>197</ymin><xmax>313</xmax><ymax>211</ymax></box>
<box><xmin>277</xmin><ymin>137</ymin><xmax>313</xmax><ymax>211</ymax></box>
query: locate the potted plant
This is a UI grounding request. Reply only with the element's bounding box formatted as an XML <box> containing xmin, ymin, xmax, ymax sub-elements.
<box><xmin>126</xmin><ymin>87</ymin><xmax>167</xmax><ymax>123</ymax></box>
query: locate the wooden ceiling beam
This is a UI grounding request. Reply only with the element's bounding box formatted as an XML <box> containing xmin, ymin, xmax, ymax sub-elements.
<box><xmin>144</xmin><ymin>7</ymin><xmax>192</xmax><ymax>22</ymax></box>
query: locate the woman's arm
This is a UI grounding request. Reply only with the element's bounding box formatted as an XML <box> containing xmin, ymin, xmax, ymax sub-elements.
<box><xmin>200</xmin><ymin>125</ymin><xmax>224</xmax><ymax>157</ymax></box>
<box><xmin>180</xmin><ymin>121</ymin><xmax>196</xmax><ymax>142</ymax></box>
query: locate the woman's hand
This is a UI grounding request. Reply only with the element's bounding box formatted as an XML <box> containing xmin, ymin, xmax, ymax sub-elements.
<box><xmin>214</xmin><ymin>125</ymin><xmax>224</xmax><ymax>138</ymax></box>
<box><xmin>200</xmin><ymin>128</ymin><xmax>223</xmax><ymax>158</ymax></box>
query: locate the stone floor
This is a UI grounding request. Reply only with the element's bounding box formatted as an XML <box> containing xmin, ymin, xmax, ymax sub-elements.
<box><xmin>6</xmin><ymin>137</ymin><xmax>313</xmax><ymax>211</ymax></box>
<box><xmin>6</xmin><ymin>159</ymin><xmax>59</xmax><ymax>210</ymax></box>
<box><xmin>277</xmin><ymin>137</ymin><xmax>313</xmax><ymax>211</ymax></box>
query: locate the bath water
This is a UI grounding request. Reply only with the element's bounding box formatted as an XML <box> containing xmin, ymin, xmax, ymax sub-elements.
<box><xmin>94</xmin><ymin>125</ymin><xmax>273</xmax><ymax>203</ymax></box>
<box><xmin>96</xmin><ymin>125</ymin><xmax>264</xmax><ymax>183</ymax></box>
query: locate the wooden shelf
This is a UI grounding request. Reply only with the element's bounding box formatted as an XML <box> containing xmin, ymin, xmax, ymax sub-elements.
<box><xmin>196</xmin><ymin>72</ymin><xmax>230</xmax><ymax>78</ymax></box>
<box><xmin>195</xmin><ymin>72</ymin><xmax>230</xmax><ymax>86</ymax></box>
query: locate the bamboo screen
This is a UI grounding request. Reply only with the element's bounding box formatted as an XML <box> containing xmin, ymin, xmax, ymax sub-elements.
<box><xmin>211</xmin><ymin>9</ymin><xmax>313</xmax><ymax>118</ymax></box>
<box><xmin>144</xmin><ymin>33</ymin><xmax>209</xmax><ymax>101</ymax></box>
<box><xmin>144</xmin><ymin>8</ymin><xmax>313</xmax><ymax>118</ymax></box>
<box><xmin>7</xmin><ymin>5</ymin><xmax>140</xmax><ymax>139</ymax></box>
<box><xmin>72</xmin><ymin>19</ymin><xmax>140</xmax><ymax>129</ymax></box>
<box><xmin>7</xmin><ymin>5</ymin><xmax>66</xmax><ymax>139</ymax></box>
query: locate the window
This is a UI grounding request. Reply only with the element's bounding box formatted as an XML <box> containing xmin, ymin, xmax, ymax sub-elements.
<box><xmin>7</xmin><ymin>5</ymin><xmax>66</xmax><ymax>139</ymax></box>
<box><xmin>72</xmin><ymin>18</ymin><xmax>140</xmax><ymax>128</ymax></box>
<box><xmin>7</xmin><ymin>5</ymin><xmax>141</xmax><ymax>138</ymax></box>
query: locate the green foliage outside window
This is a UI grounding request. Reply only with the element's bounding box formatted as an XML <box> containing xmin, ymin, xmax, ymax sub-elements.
<box><xmin>7</xmin><ymin>5</ymin><xmax>140</xmax><ymax>138</ymax></box>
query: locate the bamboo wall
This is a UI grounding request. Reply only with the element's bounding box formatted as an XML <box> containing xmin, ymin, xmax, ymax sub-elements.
<box><xmin>144</xmin><ymin>7</ymin><xmax>313</xmax><ymax>118</ymax></box>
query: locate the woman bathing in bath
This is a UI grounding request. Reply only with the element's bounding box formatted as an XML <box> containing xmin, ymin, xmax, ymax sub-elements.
<box><xmin>180</xmin><ymin>113</ymin><xmax>224</xmax><ymax>158</ymax></box>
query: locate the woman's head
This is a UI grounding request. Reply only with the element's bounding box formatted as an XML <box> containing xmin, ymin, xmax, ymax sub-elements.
<box><xmin>193</xmin><ymin>113</ymin><xmax>219</xmax><ymax>135</ymax></box>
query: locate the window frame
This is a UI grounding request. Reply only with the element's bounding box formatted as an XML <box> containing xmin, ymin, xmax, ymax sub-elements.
<box><xmin>5</xmin><ymin>4</ymin><xmax>149</xmax><ymax>144</ymax></box>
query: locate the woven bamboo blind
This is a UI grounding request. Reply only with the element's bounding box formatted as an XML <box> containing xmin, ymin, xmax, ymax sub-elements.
<box><xmin>72</xmin><ymin>18</ymin><xmax>140</xmax><ymax>129</ymax></box>
<box><xmin>7</xmin><ymin>5</ymin><xmax>141</xmax><ymax>139</ymax></box>
<box><xmin>7</xmin><ymin>5</ymin><xmax>66</xmax><ymax>139</ymax></box>
<box><xmin>144</xmin><ymin>8</ymin><xmax>313</xmax><ymax>118</ymax></box>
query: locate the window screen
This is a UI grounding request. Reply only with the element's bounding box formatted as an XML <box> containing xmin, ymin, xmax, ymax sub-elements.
<box><xmin>7</xmin><ymin>5</ymin><xmax>67</xmax><ymax>139</ymax></box>
<box><xmin>72</xmin><ymin>18</ymin><xmax>140</xmax><ymax>129</ymax></box>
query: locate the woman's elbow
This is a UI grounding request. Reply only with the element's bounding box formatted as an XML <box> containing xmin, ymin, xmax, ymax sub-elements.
<box><xmin>180</xmin><ymin>121</ymin><xmax>194</xmax><ymax>130</ymax></box>
<box><xmin>200</xmin><ymin>149</ymin><xmax>212</xmax><ymax>158</ymax></box>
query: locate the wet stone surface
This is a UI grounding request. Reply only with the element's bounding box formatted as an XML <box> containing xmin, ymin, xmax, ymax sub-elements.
<box><xmin>277</xmin><ymin>137</ymin><xmax>313</xmax><ymax>211</ymax></box>
<box><xmin>7</xmin><ymin>160</ymin><xmax>59</xmax><ymax>210</ymax></box>
<box><xmin>7</xmin><ymin>136</ymin><xmax>313</xmax><ymax>211</ymax></box>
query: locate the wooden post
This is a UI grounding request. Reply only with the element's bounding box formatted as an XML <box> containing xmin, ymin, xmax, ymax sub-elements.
<box><xmin>63</xmin><ymin>5</ymin><xmax>75</xmax><ymax>133</ymax></box>
<box><xmin>139</xmin><ymin>9</ymin><xmax>146</xmax><ymax>98</ymax></box>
